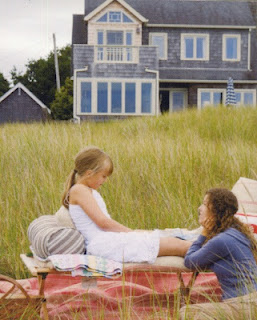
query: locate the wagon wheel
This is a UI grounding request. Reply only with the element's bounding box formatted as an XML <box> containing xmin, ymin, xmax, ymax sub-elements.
<box><xmin>0</xmin><ymin>274</ymin><xmax>42</xmax><ymax>320</ymax></box>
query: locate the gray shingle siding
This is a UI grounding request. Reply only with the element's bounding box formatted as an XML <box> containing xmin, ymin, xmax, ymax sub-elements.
<box><xmin>0</xmin><ymin>89</ymin><xmax>48</xmax><ymax>124</ymax></box>
<box><xmin>73</xmin><ymin>45</ymin><xmax>158</xmax><ymax>79</ymax></box>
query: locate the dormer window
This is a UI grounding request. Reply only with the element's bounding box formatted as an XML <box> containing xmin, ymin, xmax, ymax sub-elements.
<box><xmin>97</xmin><ymin>11</ymin><xmax>133</xmax><ymax>23</ymax></box>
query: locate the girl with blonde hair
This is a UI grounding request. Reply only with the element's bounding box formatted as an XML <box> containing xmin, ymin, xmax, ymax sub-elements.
<box><xmin>62</xmin><ymin>146</ymin><xmax>191</xmax><ymax>263</ymax></box>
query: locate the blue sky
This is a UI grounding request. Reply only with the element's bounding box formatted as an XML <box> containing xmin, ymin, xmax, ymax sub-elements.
<box><xmin>0</xmin><ymin>0</ymin><xmax>84</xmax><ymax>82</ymax></box>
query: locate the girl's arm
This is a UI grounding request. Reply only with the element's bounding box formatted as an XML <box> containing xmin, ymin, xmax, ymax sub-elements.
<box><xmin>70</xmin><ymin>184</ymin><xmax>132</xmax><ymax>232</ymax></box>
<box><xmin>184</xmin><ymin>234</ymin><xmax>229</xmax><ymax>270</ymax></box>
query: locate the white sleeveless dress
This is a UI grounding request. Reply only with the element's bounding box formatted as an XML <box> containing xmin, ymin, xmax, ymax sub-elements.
<box><xmin>69</xmin><ymin>189</ymin><xmax>160</xmax><ymax>263</ymax></box>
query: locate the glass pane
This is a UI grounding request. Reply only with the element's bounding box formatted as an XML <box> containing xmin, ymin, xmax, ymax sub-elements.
<box><xmin>97</xmin><ymin>31</ymin><xmax>104</xmax><ymax>45</ymax></box>
<box><xmin>107</xmin><ymin>31</ymin><xmax>123</xmax><ymax>45</ymax></box>
<box><xmin>201</xmin><ymin>92</ymin><xmax>211</xmax><ymax>107</ymax></box>
<box><xmin>126</xmin><ymin>32</ymin><xmax>132</xmax><ymax>46</ymax></box>
<box><xmin>141</xmin><ymin>83</ymin><xmax>152</xmax><ymax>113</ymax></box>
<box><xmin>125</xmin><ymin>83</ymin><xmax>136</xmax><ymax>113</ymax></box>
<box><xmin>111</xmin><ymin>83</ymin><xmax>122</xmax><ymax>113</ymax></box>
<box><xmin>244</xmin><ymin>93</ymin><xmax>253</xmax><ymax>105</ymax></box>
<box><xmin>185</xmin><ymin>38</ymin><xmax>194</xmax><ymax>58</ymax></box>
<box><xmin>152</xmin><ymin>35</ymin><xmax>165</xmax><ymax>59</ymax></box>
<box><xmin>172</xmin><ymin>92</ymin><xmax>184</xmax><ymax>111</ymax></box>
<box><xmin>109</xmin><ymin>11</ymin><xmax>121</xmax><ymax>22</ymax></box>
<box><xmin>97</xmin><ymin>82</ymin><xmax>108</xmax><ymax>113</ymax></box>
<box><xmin>196</xmin><ymin>37</ymin><xmax>204</xmax><ymax>59</ymax></box>
<box><xmin>81</xmin><ymin>82</ymin><xmax>91</xmax><ymax>113</ymax></box>
<box><xmin>123</xmin><ymin>13</ymin><xmax>133</xmax><ymax>23</ymax></box>
<box><xmin>97</xmin><ymin>47</ymin><xmax>104</xmax><ymax>61</ymax></box>
<box><xmin>226</xmin><ymin>38</ymin><xmax>237</xmax><ymax>59</ymax></box>
<box><xmin>97</xmin><ymin>13</ymin><xmax>107</xmax><ymax>22</ymax></box>
<box><xmin>235</xmin><ymin>92</ymin><xmax>241</xmax><ymax>106</ymax></box>
<box><xmin>213</xmin><ymin>92</ymin><xmax>222</xmax><ymax>106</ymax></box>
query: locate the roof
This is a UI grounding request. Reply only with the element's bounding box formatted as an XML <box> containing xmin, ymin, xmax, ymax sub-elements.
<box><xmin>83</xmin><ymin>0</ymin><xmax>256</xmax><ymax>27</ymax></box>
<box><xmin>0</xmin><ymin>83</ymin><xmax>51</xmax><ymax>114</ymax></box>
<box><xmin>72</xmin><ymin>14</ymin><xmax>87</xmax><ymax>44</ymax></box>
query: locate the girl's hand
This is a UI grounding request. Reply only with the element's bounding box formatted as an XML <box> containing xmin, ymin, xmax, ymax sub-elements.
<box><xmin>201</xmin><ymin>217</ymin><xmax>215</xmax><ymax>236</ymax></box>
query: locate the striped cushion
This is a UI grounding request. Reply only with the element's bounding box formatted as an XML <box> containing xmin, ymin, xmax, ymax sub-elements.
<box><xmin>27</xmin><ymin>215</ymin><xmax>85</xmax><ymax>259</ymax></box>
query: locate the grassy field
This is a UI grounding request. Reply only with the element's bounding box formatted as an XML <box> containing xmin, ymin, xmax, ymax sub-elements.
<box><xmin>0</xmin><ymin>106</ymin><xmax>257</xmax><ymax>280</ymax></box>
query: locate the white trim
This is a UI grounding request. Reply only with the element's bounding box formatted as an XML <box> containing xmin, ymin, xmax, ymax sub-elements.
<box><xmin>84</xmin><ymin>0</ymin><xmax>148</xmax><ymax>23</ymax></box>
<box><xmin>73</xmin><ymin>67</ymin><xmax>88</xmax><ymax>123</ymax></box>
<box><xmin>197</xmin><ymin>88</ymin><xmax>226</xmax><ymax>109</ymax></box>
<box><xmin>248</xmin><ymin>29</ymin><xmax>251</xmax><ymax>71</ymax></box>
<box><xmin>76</xmin><ymin>77</ymin><xmax>156</xmax><ymax>116</ymax></box>
<box><xmin>181</xmin><ymin>33</ymin><xmax>209</xmax><ymax>61</ymax></box>
<box><xmin>145</xmin><ymin>68</ymin><xmax>159</xmax><ymax>115</ymax></box>
<box><xmin>159</xmin><ymin>67</ymin><xmax>248</xmax><ymax>71</ymax></box>
<box><xmin>222</xmin><ymin>34</ymin><xmax>241</xmax><ymax>62</ymax></box>
<box><xmin>160</xmin><ymin>79</ymin><xmax>257</xmax><ymax>84</ymax></box>
<box><xmin>0</xmin><ymin>82</ymin><xmax>51</xmax><ymax>114</ymax></box>
<box><xmin>149</xmin><ymin>32</ymin><xmax>168</xmax><ymax>60</ymax></box>
<box><xmin>146</xmin><ymin>24</ymin><xmax>256</xmax><ymax>30</ymax></box>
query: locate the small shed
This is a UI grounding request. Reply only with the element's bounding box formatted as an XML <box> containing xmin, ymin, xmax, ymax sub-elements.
<box><xmin>0</xmin><ymin>83</ymin><xmax>51</xmax><ymax>124</ymax></box>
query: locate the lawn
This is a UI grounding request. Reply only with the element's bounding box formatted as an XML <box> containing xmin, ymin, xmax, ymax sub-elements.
<box><xmin>0</xmin><ymin>106</ymin><xmax>256</xmax><ymax>279</ymax></box>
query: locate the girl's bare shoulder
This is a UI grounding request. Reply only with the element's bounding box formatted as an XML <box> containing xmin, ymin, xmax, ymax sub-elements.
<box><xmin>70</xmin><ymin>184</ymin><xmax>92</xmax><ymax>196</ymax></box>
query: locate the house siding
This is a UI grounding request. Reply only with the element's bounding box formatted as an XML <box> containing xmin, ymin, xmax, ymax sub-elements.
<box><xmin>73</xmin><ymin>45</ymin><xmax>158</xmax><ymax>79</ymax></box>
<box><xmin>0</xmin><ymin>89</ymin><xmax>49</xmax><ymax>124</ymax></box>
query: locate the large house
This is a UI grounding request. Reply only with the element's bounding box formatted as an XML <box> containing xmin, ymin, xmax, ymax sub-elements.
<box><xmin>72</xmin><ymin>0</ymin><xmax>257</xmax><ymax>121</ymax></box>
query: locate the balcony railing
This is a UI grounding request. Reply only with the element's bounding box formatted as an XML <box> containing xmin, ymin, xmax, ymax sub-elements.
<box><xmin>95</xmin><ymin>46</ymin><xmax>139</xmax><ymax>63</ymax></box>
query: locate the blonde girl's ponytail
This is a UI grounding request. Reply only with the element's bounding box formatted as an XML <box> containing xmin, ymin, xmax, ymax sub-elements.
<box><xmin>62</xmin><ymin>169</ymin><xmax>77</xmax><ymax>208</ymax></box>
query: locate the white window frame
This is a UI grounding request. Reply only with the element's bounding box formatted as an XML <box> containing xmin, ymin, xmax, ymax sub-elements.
<box><xmin>234</xmin><ymin>89</ymin><xmax>256</xmax><ymax>106</ymax></box>
<box><xmin>222</xmin><ymin>34</ymin><xmax>241</xmax><ymax>62</ymax></box>
<box><xmin>77</xmin><ymin>78</ymin><xmax>156</xmax><ymax>115</ymax></box>
<box><xmin>181</xmin><ymin>33</ymin><xmax>209</xmax><ymax>61</ymax></box>
<box><xmin>95</xmin><ymin>30</ymin><xmax>138</xmax><ymax>63</ymax></box>
<box><xmin>96</xmin><ymin>10</ymin><xmax>135</xmax><ymax>23</ymax></box>
<box><xmin>149</xmin><ymin>33</ymin><xmax>168</xmax><ymax>60</ymax></box>
<box><xmin>197</xmin><ymin>88</ymin><xmax>226</xmax><ymax>109</ymax></box>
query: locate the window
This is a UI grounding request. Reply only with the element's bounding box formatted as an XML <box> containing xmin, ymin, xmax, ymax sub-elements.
<box><xmin>125</xmin><ymin>83</ymin><xmax>136</xmax><ymax>113</ymax></box>
<box><xmin>198</xmin><ymin>89</ymin><xmax>226</xmax><ymax>109</ymax></box>
<box><xmin>97</xmin><ymin>30</ymin><xmax>133</xmax><ymax>62</ymax></box>
<box><xmin>235</xmin><ymin>90</ymin><xmax>256</xmax><ymax>106</ymax></box>
<box><xmin>223</xmin><ymin>34</ymin><xmax>241</xmax><ymax>61</ymax></box>
<box><xmin>79</xmin><ymin>79</ymin><xmax>155</xmax><ymax>115</ymax></box>
<box><xmin>81</xmin><ymin>82</ymin><xmax>92</xmax><ymax>113</ymax></box>
<box><xmin>97</xmin><ymin>11</ymin><xmax>133</xmax><ymax>23</ymax></box>
<box><xmin>97</xmin><ymin>82</ymin><xmax>108</xmax><ymax>113</ymax></box>
<box><xmin>141</xmin><ymin>83</ymin><xmax>152</xmax><ymax>113</ymax></box>
<box><xmin>181</xmin><ymin>34</ymin><xmax>209</xmax><ymax>60</ymax></box>
<box><xmin>149</xmin><ymin>33</ymin><xmax>168</xmax><ymax>60</ymax></box>
<box><xmin>111</xmin><ymin>83</ymin><xmax>122</xmax><ymax>113</ymax></box>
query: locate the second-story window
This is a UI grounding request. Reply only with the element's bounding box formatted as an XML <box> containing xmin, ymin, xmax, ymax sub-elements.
<box><xmin>97</xmin><ymin>30</ymin><xmax>134</xmax><ymax>62</ymax></box>
<box><xmin>181</xmin><ymin>33</ymin><xmax>209</xmax><ymax>61</ymax></box>
<box><xmin>222</xmin><ymin>34</ymin><xmax>241</xmax><ymax>61</ymax></box>
<box><xmin>149</xmin><ymin>33</ymin><xmax>168</xmax><ymax>60</ymax></box>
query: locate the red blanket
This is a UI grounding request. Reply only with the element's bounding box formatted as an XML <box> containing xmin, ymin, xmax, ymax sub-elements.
<box><xmin>1</xmin><ymin>271</ymin><xmax>221</xmax><ymax>319</ymax></box>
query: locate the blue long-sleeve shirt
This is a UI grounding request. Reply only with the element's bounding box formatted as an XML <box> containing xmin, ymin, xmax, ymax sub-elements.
<box><xmin>184</xmin><ymin>228</ymin><xmax>257</xmax><ymax>300</ymax></box>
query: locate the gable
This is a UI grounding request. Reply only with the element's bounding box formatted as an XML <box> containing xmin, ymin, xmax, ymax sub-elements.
<box><xmin>84</xmin><ymin>0</ymin><xmax>147</xmax><ymax>23</ymax></box>
<box><xmin>0</xmin><ymin>83</ymin><xmax>51</xmax><ymax>114</ymax></box>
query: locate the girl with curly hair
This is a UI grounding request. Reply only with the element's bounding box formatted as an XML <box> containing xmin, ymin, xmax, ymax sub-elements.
<box><xmin>184</xmin><ymin>188</ymin><xmax>257</xmax><ymax>300</ymax></box>
<box><xmin>180</xmin><ymin>188</ymin><xmax>257</xmax><ymax>320</ymax></box>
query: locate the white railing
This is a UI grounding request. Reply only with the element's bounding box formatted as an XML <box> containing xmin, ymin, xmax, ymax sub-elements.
<box><xmin>95</xmin><ymin>46</ymin><xmax>139</xmax><ymax>63</ymax></box>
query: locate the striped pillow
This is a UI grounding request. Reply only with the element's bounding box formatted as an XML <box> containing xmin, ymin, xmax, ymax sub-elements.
<box><xmin>27</xmin><ymin>215</ymin><xmax>85</xmax><ymax>259</ymax></box>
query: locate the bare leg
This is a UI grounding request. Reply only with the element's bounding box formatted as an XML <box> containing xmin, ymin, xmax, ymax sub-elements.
<box><xmin>158</xmin><ymin>237</ymin><xmax>192</xmax><ymax>257</ymax></box>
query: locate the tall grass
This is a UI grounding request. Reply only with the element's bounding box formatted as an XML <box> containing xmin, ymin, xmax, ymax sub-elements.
<box><xmin>0</xmin><ymin>106</ymin><xmax>256</xmax><ymax>279</ymax></box>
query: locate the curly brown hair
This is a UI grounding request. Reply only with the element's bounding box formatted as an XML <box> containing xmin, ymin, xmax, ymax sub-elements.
<box><xmin>205</xmin><ymin>188</ymin><xmax>257</xmax><ymax>259</ymax></box>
